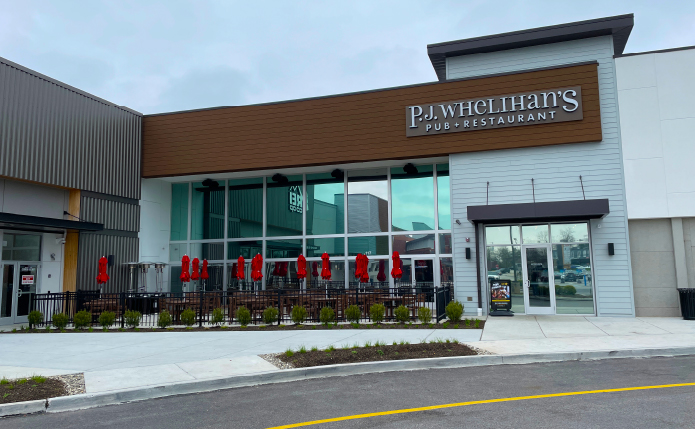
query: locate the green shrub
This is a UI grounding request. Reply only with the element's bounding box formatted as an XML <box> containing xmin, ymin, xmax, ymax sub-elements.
<box><xmin>211</xmin><ymin>308</ymin><xmax>225</xmax><ymax>326</ymax></box>
<box><xmin>74</xmin><ymin>310</ymin><xmax>92</xmax><ymax>330</ymax></box>
<box><xmin>417</xmin><ymin>307</ymin><xmax>432</xmax><ymax>324</ymax></box>
<box><xmin>369</xmin><ymin>303</ymin><xmax>385</xmax><ymax>323</ymax></box>
<box><xmin>28</xmin><ymin>310</ymin><xmax>43</xmax><ymax>327</ymax></box>
<box><xmin>124</xmin><ymin>310</ymin><xmax>141</xmax><ymax>329</ymax></box>
<box><xmin>52</xmin><ymin>313</ymin><xmax>69</xmax><ymax>330</ymax></box>
<box><xmin>446</xmin><ymin>301</ymin><xmax>464</xmax><ymax>322</ymax></box>
<box><xmin>98</xmin><ymin>311</ymin><xmax>115</xmax><ymax>330</ymax></box>
<box><xmin>157</xmin><ymin>310</ymin><xmax>172</xmax><ymax>329</ymax></box>
<box><xmin>319</xmin><ymin>307</ymin><xmax>335</xmax><ymax>325</ymax></box>
<box><xmin>345</xmin><ymin>305</ymin><xmax>361</xmax><ymax>323</ymax></box>
<box><xmin>181</xmin><ymin>308</ymin><xmax>197</xmax><ymax>327</ymax></box>
<box><xmin>394</xmin><ymin>305</ymin><xmax>409</xmax><ymax>323</ymax></box>
<box><xmin>262</xmin><ymin>307</ymin><xmax>279</xmax><ymax>325</ymax></box>
<box><xmin>291</xmin><ymin>305</ymin><xmax>307</xmax><ymax>325</ymax></box>
<box><xmin>556</xmin><ymin>285</ymin><xmax>577</xmax><ymax>296</ymax></box>
<box><xmin>237</xmin><ymin>306</ymin><xmax>251</xmax><ymax>326</ymax></box>
<box><xmin>474</xmin><ymin>319</ymin><xmax>480</xmax><ymax>329</ymax></box>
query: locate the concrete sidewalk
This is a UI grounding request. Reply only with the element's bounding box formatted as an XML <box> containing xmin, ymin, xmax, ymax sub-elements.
<box><xmin>0</xmin><ymin>316</ymin><xmax>693</xmax><ymax>396</ymax></box>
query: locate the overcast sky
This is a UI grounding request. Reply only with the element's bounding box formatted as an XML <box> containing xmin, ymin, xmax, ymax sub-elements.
<box><xmin>1</xmin><ymin>1</ymin><xmax>693</xmax><ymax>114</ymax></box>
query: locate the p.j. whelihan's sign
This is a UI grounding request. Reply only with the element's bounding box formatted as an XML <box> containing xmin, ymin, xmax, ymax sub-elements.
<box><xmin>405</xmin><ymin>87</ymin><xmax>583</xmax><ymax>137</ymax></box>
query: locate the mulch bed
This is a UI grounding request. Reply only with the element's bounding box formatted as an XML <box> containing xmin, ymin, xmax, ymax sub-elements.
<box><xmin>3</xmin><ymin>321</ymin><xmax>484</xmax><ymax>333</ymax></box>
<box><xmin>277</xmin><ymin>342</ymin><xmax>479</xmax><ymax>368</ymax></box>
<box><xmin>0</xmin><ymin>378</ymin><xmax>66</xmax><ymax>405</ymax></box>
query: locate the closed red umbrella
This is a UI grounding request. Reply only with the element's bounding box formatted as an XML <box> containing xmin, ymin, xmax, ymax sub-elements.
<box><xmin>360</xmin><ymin>254</ymin><xmax>369</xmax><ymax>283</ymax></box>
<box><xmin>201</xmin><ymin>260</ymin><xmax>209</xmax><ymax>280</ymax></box>
<box><xmin>391</xmin><ymin>252</ymin><xmax>402</xmax><ymax>279</ymax></box>
<box><xmin>251</xmin><ymin>254</ymin><xmax>263</xmax><ymax>282</ymax></box>
<box><xmin>236</xmin><ymin>256</ymin><xmax>245</xmax><ymax>280</ymax></box>
<box><xmin>297</xmin><ymin>255</ymin><xmax>307</xmax><ymax>279</ymax></box>
<box><xmin>312</xmin><ymin>261</ymin><xmax>319</xmax><ymax>277</ymax></box>
<box><xmin>320</xmin><ymin>253</ymin><xmax>331</xmax><ymax>280</ymax></box>
<box><xmin>377</xmin><ymin>260</ymin><xmax>386</xmax><ymax>282</ymax></box>
<box><xmin>191</xmin><ymin>258</ymin><xmax>200</xmax><ymax>281</ymax></box>
<box><xmin>278</xmin><ymin>261</ymin><xmax>288</xmax><ymax>277</ymax></box>
<box><xmin>354</xmin><ymin>254</ymin><xmax>364</xmax><ymax>280</ymax></box>
<box><xmin>231</xmin><ymin>263</ymin><xmax>238</xmax><ymax>278</ymax></box>
<box><xmin>96</xmin><ymin>256</ymin><xmax>109</xmax><ymax>284</ymax></box>
<box><xmin>180</xmin><ymin>255</ymin><xmax>191</xmax><ymax>282</ymax></box>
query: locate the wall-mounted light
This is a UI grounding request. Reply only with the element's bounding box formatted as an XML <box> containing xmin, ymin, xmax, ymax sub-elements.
<box><xmin>455</xmin><ymin>219</ymin><xmax>462</xmax><ymax>225</ymax></box>
<box><xmin>331</xmin><ymin>169</ymin><xmax>344</xmax><ymax>181</ymax></box>
<box><xmin>403</xmin><ymin>163</ymin><xmax>418</xmax><ymax>175</ymax></box>
<box><xmin>202</xmin><ymin>178</ymin><xmax>220</xmax><ymax>188</ymax></box>
<box><xmin>465</xmin><ymin>248</ymin><xmax>471</xmax><ymax>259</ymax></box>
<box><xmin>272</xmin><ymin>173</ymin><xmax>289</xmax><ymax>184</ymax></box>
<box><xmin>107</xmin><ymin>255</ymin><xmax>115</xmax><ymax>267</ymax></box>
<box><xmin>607</xmin><ymin>243</ymin><xmax>615</xmax><ymax>256</ymax></box>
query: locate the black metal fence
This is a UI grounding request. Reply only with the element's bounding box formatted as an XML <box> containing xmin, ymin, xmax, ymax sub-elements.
<box><xmin>30</xmin><ymin>286</ymin><xmax>453</xmax><ymax>328</ymax></box>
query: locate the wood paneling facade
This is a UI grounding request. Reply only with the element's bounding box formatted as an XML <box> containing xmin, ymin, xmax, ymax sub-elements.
<box><xmin>142</xmin><ymin>63</ymin><xmax>602</xmax><ymax>178</ymax></box>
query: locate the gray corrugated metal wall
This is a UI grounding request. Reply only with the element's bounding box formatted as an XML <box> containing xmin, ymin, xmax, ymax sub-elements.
<box><xmin>0</xmin><ymin>56</ymin><xmax>142</xmax><ymax>200</ymax></box>
<box><xmin>77</xmin><ymin>233</ymin><xmax>139</xmax><ymax>292</ymax></box>
<box><xmin>80</xmin><ymin>195</ymin><xmax>140</xmax><ymax>232</ymax></box>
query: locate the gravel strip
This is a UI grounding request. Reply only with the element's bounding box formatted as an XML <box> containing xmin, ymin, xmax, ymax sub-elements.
<box><xmin>466</xmin><ymin>344</ymin><xmax>495</xmax><ymax>355</ymax></box>
<box><xmin>260</xmin><ymin>354</ymin><xmax>294</xmax><ymax>370</ymax></box>
<box><xmin>52</xmin><ymin>373</ymin><xmax>86</xmax><ymax>396</ymax></box>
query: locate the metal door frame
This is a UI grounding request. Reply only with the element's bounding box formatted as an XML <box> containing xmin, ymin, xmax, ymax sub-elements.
<box><xmin>521</xmin><ymin>244</ymin><xmax>556</xmax><ymax>315</ymax></box>
<box><xmin>0</xmin><ymin>261</ymin><xmax>40</xmax><ymax>325</ymax></box>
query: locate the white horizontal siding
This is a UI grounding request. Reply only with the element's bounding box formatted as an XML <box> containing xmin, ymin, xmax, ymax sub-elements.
<box><xmin>447</xmin><ymin>36</ymin><xmax>635</xmax><ymax>316</ymax></box>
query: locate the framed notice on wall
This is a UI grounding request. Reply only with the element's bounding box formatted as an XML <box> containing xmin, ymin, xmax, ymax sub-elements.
<box><xmin>490</xmin><ymin>279</ymin><xmax>512</xmax><ymax>315</ymax></box>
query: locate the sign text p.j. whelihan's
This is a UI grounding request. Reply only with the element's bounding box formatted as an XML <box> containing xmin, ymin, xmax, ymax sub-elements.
<box><xmin>405</xmin><ymin>87</ymin><xmax>583</xmax><ymax>137</ymax></box>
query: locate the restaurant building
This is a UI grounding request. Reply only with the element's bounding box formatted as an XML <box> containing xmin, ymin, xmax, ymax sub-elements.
<box><xmin>2</xmin><ymin>13</ymin><xmax>694</xmax><ymax>324</ymax></box>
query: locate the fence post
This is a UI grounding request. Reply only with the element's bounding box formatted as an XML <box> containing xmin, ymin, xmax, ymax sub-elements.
<box><xmin>435</xmin><ymin>287</ymin><xmax>440</xmax><ymax>323</ymax></box>
<box><xmin>277</xmin><ymin>289</ymin><xmax>281</xmax><ymax>325</ymax></box>
<box><xmin>355</xmin><ymin>288</ymin><xmax>359</xmax><ymax>323</ymax></box>
<box><xmin>120</xmin><ymin>292</ymin><xmax>125</xmax><ymax>328</ymax></box>
<box><xmin>198</xmin><ymin>289</ymin><xmax>203</xmax><ymax>328</ymax></box>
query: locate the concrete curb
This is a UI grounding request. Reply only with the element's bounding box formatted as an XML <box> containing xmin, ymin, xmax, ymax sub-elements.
<box><xmin>3</xmin><ymin>345</ymin><xmax>695</xmax><ymax>417</ymax></box>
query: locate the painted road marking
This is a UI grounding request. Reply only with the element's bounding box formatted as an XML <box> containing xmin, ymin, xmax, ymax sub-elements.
<box><xmin>266</xmin><ymin>382</ymin><xmax>695</xmax><ymax>428</ymax></box>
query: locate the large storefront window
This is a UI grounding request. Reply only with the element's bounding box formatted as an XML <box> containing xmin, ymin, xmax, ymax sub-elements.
<box><xmin>437</xmin><ymin>164</ymin><xmax>451</xmax><ymax>230</ymax></box>
<box><xmin>170</xmin><ymin>183</ymin><xmax>189</xmax><ymax>241</ymax></box>
<box><xmin>228</xmin><ymin>178</ymin><xmax>263</xmax><ymax>238</ymax></box>
<box><xmin>306</xmin><ymin>173</ymin><xmax>344</xmax><ymax>235</ymax></box>
<box><xmin>307</xmin><ymin>237</ymin><xmax>344</xmax><ymax>257</ymax></box>
<box><xmin>393</xmin><ymin>234</ymin><xmax>435</xmax><ymax>255</ymax></box>
<box><xmin>266</xmin><ymin>174</ymin><xmax>303</xmax><ymax>237</ymax></box>
<box><xmin>391</xmin><ymin>165</ymin><xmax>434</xmax><ymax>232</ymax></box>
<box><xmin>1</xmin><ymin>234</ymin><xmax>41</xmax><ymax>261</ymax></box>
<box><xmin>347</xmin><ymin>169</ymin><xmax>387</xmax><ymax>233</ymax></box>
<box><xmin>486</xmin><ymin>245</ymin><xmax>523</xmax><ymax>314</ymax></box>
<box><xmin>191</xmin><ymin>181</ymin><xmax>225</xmax><ymax>240</ymax></box>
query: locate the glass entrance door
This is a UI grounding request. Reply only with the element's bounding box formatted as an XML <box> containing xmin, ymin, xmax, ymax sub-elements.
<box><xmin>522</xmin><ymin>245</ymin><xmax>555</xmax><ymax>315</ymax></box>
<box><xmin>0</xmin><ymin>263</ymin><xmax>38</xmax><ymax>325</ymax></box>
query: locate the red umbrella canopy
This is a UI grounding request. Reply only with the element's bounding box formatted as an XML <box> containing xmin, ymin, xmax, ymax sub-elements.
<box><xmin>360</xmin><ymin>254</ymin><xmax>369</xmax><ymax>283</ymax></box>
<box><xmin>96</xmin><ymin>256</ymin><xmax>109</xmax><ymax>284</ymax></box>
<box><xmin>278</xmin><ymin>261</ymin><xmax>288</xmax><ymax>277</ymax></box>
<box><xmin>251</xmin><ymin>254</ymin><xmax>263</xmax><ymax>282</ymax></box>
<box><xmin>320</xmin><ymin>253</ymin><xmax>331</xmax><ymax>280</ymax></box>
<box><xmin>354</xmin><ymin>254</ymin><xmax>364</xmax><ymax>279</ymax></box>
<box><xmin>201</xmin><ymin>260</ymin><xmax>209</xmax><ymax>280</ymax></box>
<box><xmin>180</xmin><ymin>255</ymin><xmax>191</xmax><ymax>282</ymax></box>
<box><xmin>231</xmin><ymin>263</ymin><xmax>238</xmax><ymax>278</ymax></box>
<box><xmin>191</xmin><ymin>258</ymin><xmax>200</xmax><ymax>280</ymax></box>
<box><xmin>391</xmin><ymin>252</ymin><xmax>402</xmax><ymax>279</ymax></box>
<box><xmin>297</xmin><ymin>255</ymin><xmax>307</xmax><ymax>279</ymax></box>
<box><xmin>377</xmin><ymin>259</ymin><xmax>386</xmax><ymax>282</ymax></box>
<box><xmin>236</xmin><ymin>256</ymin><xmax>246</xmax><ymax>280</ymax></box>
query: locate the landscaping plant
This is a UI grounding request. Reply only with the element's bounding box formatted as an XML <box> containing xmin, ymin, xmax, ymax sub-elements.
<box><xmin>180</xmin><ymin>308</ymin><xmax>196</xmax><ymax>327</ymax></box>
<box><xmin>262</xmin><ymin>307</ymin><xmax>279</xmax><ymax>325</ymax></box>
<box><xmin>369</xmin><ymin>303</ymin><xmax>385</xmax><ymax>323</ymax></box>
<box><xmin>124</xmin><ymin>310</ymin><xmax>141</xmax><ymax>329</ymax></box>
<box><xmin>417</xmin><ymin>307</ymin><xmax>432</xmax><ymax>324</ymax></box>
<box><xmin>98</xmin><ymin>311</ymin><xmax>116</xmax><ymax>331</ymax></box>
<box><xmin>394</xmin><ymin>305</ymin><xmax>409</xmax><ymax>323</ymax></box>
<box><xmin>236</xmin><ymin>306</ymin><xmax>251</xmax><ymax>326</ymax></box>
<box><xmin>27</xmin><ymin>310</ymin><xmax>43</xmax><ymax>328</ymax></box>
<box><xmin>319</xmin><ymin>306</ymin><xmax>335</xmax><ymax>325</ymax></box>
<box><xmin>291</xmin><ymin>305</ymin><xmax>308</xmax><ymax>325</ymax></box>
<box><xmin>345</xmin><ymin>305</ymin><xmax>361</xmax><ymax>324</ymax></box>
<box><xmin>52</xmin><ymin>313</ymin><xmax>69</xmax><ymax>330</ymax></box>
<box><xmin>73</xmin><ymin>310</ymin><xmax>92</xmax><ymax>330</ymax></box>
<box><xmin>445</xmin><ymin>300</ymin><xmax>464</xmax><ymax>322</ymax></box>
<box><xmin>157</xmin><ymin>310</ymin><xmax>172</xmax><ymax>329</ymax></box>
<box><xmin>211</xmin><ymin>308</ymin><xmax>225</xmax><ymax>326</ymax></box>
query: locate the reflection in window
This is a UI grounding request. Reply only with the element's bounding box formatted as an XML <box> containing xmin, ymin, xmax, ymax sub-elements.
<box><xmin>437</xmin><ymin>164</ymin><xmax>451</xmax><ymax>230</ymax></box>
<box><xmin>392</xmin><ymin>234</ymin><xmax>435</xmax><ymax>255</ymax></box>
<box><xmin>348</xmin><ymin>259</ymin><xmax>389</xmax><ymax>289</ymax></box>
<box><xmin>1</xmin><ymin>233</ymin><xmax>41</xmax><ymax>261</ymax></box>
<box><xmin>266</xmin><ymin>175</ymin><xmax>303</xmax><ymax>237</ymax></box>
<box><xmin>391</xmin><ymin>165</ymin><xmax>434</xmax><ymax>232</ymax></box>
<box><xmin>552</xmin><ymin>243</ymin><xmax>593</xmax><ymax>314</ymax></box>
<box><xmin>307</xmin><ymin>237</ymin><xmax>344</xmax><ymax>257</ymax></box>
<box><xmin>170</xmin><ymin>183</ymin><xmax>189</xmax><ymax>241</ymax></box>
<box><xmin>348</xmin><ymin>236</ymin><xmax>389</xmax><ymax>256</ymax></box>
<box><xmin>227</xmin><ymin>261</ymin><xmax>254</xmax><ymax>290</ymax></box>
<box><xmin>201</xmin><ymin>264</ymin><xmax>224</xmax><ymax>291</ymax></box>
<box><xmin>522</xmin><ymin>225</ymin><xmax>549</xmax><ymax>243</ymax></box>
<box><xmin>266</xmin><ymin>239</ymin><xmax>302</xmax><ymax>259</ymax></box>
<box><xmin>306</xmin><ymin>173</ymin><xmax>344</xmax><ymax>235</ymax></box>
<box><xmin>486</xmin><ymin>246</ymin><xmax>523</xmax><ymax>314</ymax></box>
<box><xmin>347</xmin><ymin>169</ymin><xmax>387</xmax><ymax>233</ymax></box>
<box><xmin>170</xmin><ymin>266</ymin><xmax>183</xmax><ymax>294</ymax></box>
<box><xmin>440</xmin><ymin>257</ymin><xmax>454</xmax><ymax>287</ymax></box>
<box><xmin>169</xmin><ymin>243</ymin><xmax>188</xmax><ymax>262</ymax></box>
<box><xmin>439</xmin><ymin>234</ymin><xmax>452</xmax><ymax>254</ymax></box>
<box><xmin>306</xmin><ymin>260</ymin><xmax>345</xmax><ymax>289</ymax></box>
<box><xmin>227</xmin><ymin>241</ymin><xmax>263</xmax><ymax>260</ymax></box>
<box><xmin>266</xmin><ymin>261</ymin><xmax>301</xmax><ymax>290</ymax></box>
<box><xmin>191</xmin><ymin>181</ymin><xmax>225</xmax><ymax>240</ymax></box>
<box><xmin>190</xmin><ymin>242</ymin><xmax>225</xmax><ymax>261</ymax></box>
<box><xmin>485</xmin><ymin>226</ymin><xmax>520</xmax><ymax>245</ymax></box>
<box><xmin>551</xmin><ymin>223</ymin><xmax>589</xmax><ymax>243</ymax></box>
<box><xmin>228</xmin><ymin>178</ymin><xmax>263</xmax><ymax>238</ymax></box>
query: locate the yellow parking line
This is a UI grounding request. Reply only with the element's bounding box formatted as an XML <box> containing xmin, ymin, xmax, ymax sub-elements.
<box><xmin>266</xmin><ymin>382</ymin><xmax>695</xmax><ymax>429</ymax></box>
